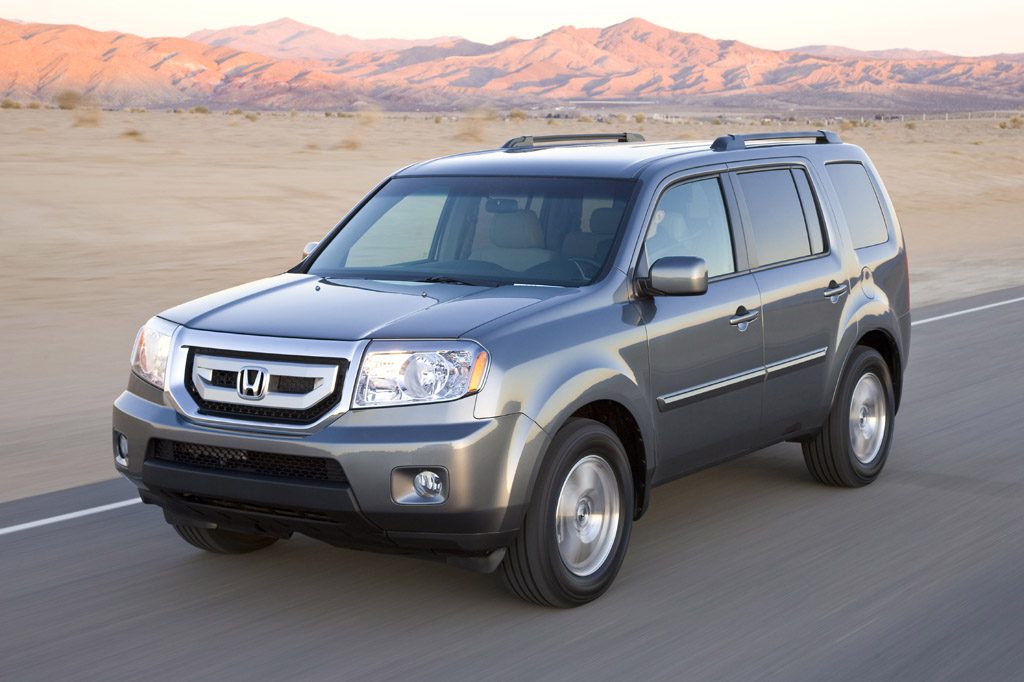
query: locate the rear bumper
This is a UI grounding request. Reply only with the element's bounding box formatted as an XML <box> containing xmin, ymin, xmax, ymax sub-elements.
<box><xmin>113</xmin><ymin>380</ymin><xmax>547</xmax><ymax>557</ymax></box>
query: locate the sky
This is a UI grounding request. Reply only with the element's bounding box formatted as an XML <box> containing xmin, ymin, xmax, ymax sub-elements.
<box><xmin>1</xmin><ymin>0</ymin><xmax>1021</xmax><ymax>56</ymax></box>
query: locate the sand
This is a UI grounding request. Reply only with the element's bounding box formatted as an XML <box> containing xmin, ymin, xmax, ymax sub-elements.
<box><xmin>1</xmin><ymin>109</ymin><xmax>1022</xmax><ymax>502</ymax></box>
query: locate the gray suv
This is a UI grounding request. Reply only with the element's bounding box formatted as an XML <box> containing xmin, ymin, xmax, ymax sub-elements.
<box><xmin>113</xmin><ymin>131</ymin><xmax>910</xmax><ymax>607</ymax></box>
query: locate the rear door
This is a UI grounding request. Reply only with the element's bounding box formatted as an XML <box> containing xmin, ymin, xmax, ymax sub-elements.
<box><xmin>730</xmin><ymin>163</ymin><xmax>848</xmax><ymax>442</ymax></box>
<box><xmin>641</xmin><ymin>173</ymin><xmax>765</xmax><ymax>481</ymax></box>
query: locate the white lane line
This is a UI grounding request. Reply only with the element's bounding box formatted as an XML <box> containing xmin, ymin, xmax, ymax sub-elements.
<box><xmin>912</xmin><ymin>295</ymin><xmax>1024</xmax><ymax>327</ymax></box>
<box><xmin>0</xmin><ymin>498</ymin><xmax>141</xmax><ymax>537</ymax></box>
<box><xmin>1</xmin><ymin>295</ymin><xmax>1022</xmax><ymax>538</ymax></box>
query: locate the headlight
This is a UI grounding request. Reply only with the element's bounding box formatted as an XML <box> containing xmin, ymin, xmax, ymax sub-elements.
<box><xmin>353</xmin><ymin>340</ymin><xmax>489</xmax><ymax>408</ymax></box>
<box><xmin>130</xmin><ymin>317</ymin><xmax>176</xmax><ymax>389</ymax></box>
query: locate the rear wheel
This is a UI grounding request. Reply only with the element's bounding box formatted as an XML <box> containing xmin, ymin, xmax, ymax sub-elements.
<box><xmin>502</xmin><ymin>418</ymin><xmax>633</xmax><ymax>607</ymax></box>
<box><xmin>803</xmin><ymin>346</ymin><xmax>895</xmax><ymax>487</ymax></box>
<box><xmin>173</xmin><ymin>524</ymin><xmax>278</xmax><ymax>554</ymax></box>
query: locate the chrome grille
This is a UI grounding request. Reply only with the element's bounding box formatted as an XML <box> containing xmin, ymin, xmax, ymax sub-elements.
<box><xmin>185</xmin><ymin>348</ymin><xmax>347</xmax><ymax>425</ymax></box>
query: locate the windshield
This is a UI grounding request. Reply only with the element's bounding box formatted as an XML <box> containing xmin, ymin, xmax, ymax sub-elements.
<box><xmin>308</xmin><ymin>176</ymin><xmax>636</xmax><ymax>286</ymax></box>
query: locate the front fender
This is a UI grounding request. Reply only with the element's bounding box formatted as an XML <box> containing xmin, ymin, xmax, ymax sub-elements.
<box><xmin>472</xmin><ymin>296</ymin><xmax>653</xmax><ymax>524</ymax></box>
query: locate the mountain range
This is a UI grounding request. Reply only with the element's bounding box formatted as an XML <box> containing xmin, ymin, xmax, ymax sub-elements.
<box><xmin>1</xmin><ymin>16</ymin><xmax>1022</xmax><ymax>111</ymax></box>
<box><xmin>186</xmin><ymin>18</ymin><xmax>454</xmax><ymax>60</ymax></box>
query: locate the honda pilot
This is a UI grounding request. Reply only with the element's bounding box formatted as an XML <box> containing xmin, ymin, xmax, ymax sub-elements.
<box><xmin>113</xmin><ymin>130</ymin><xmax>911</xmax><ymax>607</ymax></box>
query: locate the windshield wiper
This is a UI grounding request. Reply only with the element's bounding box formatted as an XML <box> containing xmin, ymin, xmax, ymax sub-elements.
<box><xmin>414</xmin><ymin>275</ymin><xmax>500</xmax><ymax>287</ymax></box>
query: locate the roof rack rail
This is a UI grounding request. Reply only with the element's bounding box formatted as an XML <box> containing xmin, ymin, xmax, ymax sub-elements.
<box><xmin>502</xmin><ymin>132</ymin><xmax>645</xmax><ymax>149</ymax></box>
<box><xmin>710</xmin><ymin>130</ymin><xmax>841</xmax><ymax>152</ymax></box>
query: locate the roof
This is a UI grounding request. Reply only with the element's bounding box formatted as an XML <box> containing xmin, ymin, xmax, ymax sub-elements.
<box><xmin>397</xmin><ymin>130</ymin><xmax>857</xmax><ymax>180</ymax></box>
<box><xmin>397</xmin><ymin>140</ymin><xmax>714</xmax><ymax>179</ymax></box>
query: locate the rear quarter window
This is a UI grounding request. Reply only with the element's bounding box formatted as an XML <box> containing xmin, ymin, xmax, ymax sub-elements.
<box><xmin>826</xmin><ymin>162</ymin><xmax>890</xmax><ymax>249</ymax></box>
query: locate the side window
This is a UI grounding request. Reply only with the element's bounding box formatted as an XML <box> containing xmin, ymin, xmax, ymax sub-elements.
<box><xmin>826</xmin><ymin>162</ymin><xmax>890</xmax><ymax>249</ymax></box>
<box><xmin>791</xmin><ymin>169</ymin><xmax>827</xmax><ymax>255</ymax></box>
<box><xmin>643</xmin><ymin>177</ymin><xmax>735</xmax><ymax>278</ymax></box>
<box><xmin>346</xmin><ymin>190</ymin><xmax>447</xmax><ymax>266</ymax></box>
<box><xmin>736</xmin><ymin>168</ymin><xmax>819</xmax><ymax>266</ymax></box>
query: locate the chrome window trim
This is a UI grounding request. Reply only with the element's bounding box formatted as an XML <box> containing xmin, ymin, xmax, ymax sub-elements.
<box><xmin>656</xmin><ymin>347</ymin><xmax>828</xmax><ymax>410</ymax></box>
<box><xmin>164</xmin><ymin>325</ymin><xmax>368</xmax><ymax>435</ymax></box>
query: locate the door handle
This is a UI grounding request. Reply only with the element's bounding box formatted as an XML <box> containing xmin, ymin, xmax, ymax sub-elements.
<box><xmin>823</xmin><ymin>281</ymin><xmax>849</xmax><ymax>300</ymax></box>
<box><xmin>729</xmin><ymin>307</ymin><xmax>760</xmax><ymax>328</ymax></box>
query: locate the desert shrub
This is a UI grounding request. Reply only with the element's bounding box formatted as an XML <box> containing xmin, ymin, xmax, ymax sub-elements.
<box><xmin>634</xmin><ymin>112</ymin><xmax>646</xmax><ymax>124</ymax></box>
<box><xmin>455</xmin><ymin>117</ymin><xmax>485</xmax><ymax>142</ymax></box>
<box><xmin>56</xmin><ymin>90</ymin><xmax>83</xmax><ymax>110</ymax></box>
<box><xmin>508</xmin><ymin>109</ymin><xmax>527</xmax><ymax>121</ymax></box>
<box><xmin>73</xmin><ymin>111</ymin><xmax>102</xmax><ymax>127</ymax></box>
<box><xmin>335</xmin><ymin>138</ymin><xmax>361</xmax><ymax>150</ymax></box>
<box><xmin>356</xmin><ymin>108</ymin><xmax>380</xmax><ymax>126</ymax></box>
<box><xmin>244</xmin><ymin>112</ymin><xmax>259</xmax><ymax>122</ymax></box>
<box><xmin>434</xmin><ymin>115</ymin><xmax>442</xmax><ymax>124</ymax></box>
<box><xmin>324</xmin><ymin>111</ymin><xmax>334</xmax><ymax>117</ymax></box>
<box><xmin>1009</xmin><ymin>116</ymin><xmax>1024</xmax><ymax>129</ymax></box>
<box><xmin>578</xmin><ymin>115</ymin><xmax>593</xmax><ymax>123</ymax></box>
<box><xmin>1</xmin><ymin>98</ymin><xmax>21</xmax><ymax>109</ymax></box>
<box><xmin>905</xmin><ymin>121</ymin><xmax>917</xmax><ymax>130</ymax></box>
<box><xmin>227</xmin><ymin>108</ymin><xmax>243</xmax><ymax>115</ymax></box>
<box><xmin>26</xmin><ymin>101</ymin><xmax>41</xmax><ymax>109</ymax></box>
<box><xmin>190</xmin><ymin>106</ymin><xmax>210</xmax><ymax>114</ymax></box>
<box><xmin>121</xmin><ymin>129</ymin><xmax>143</xmax><ymax>140</ymax></box>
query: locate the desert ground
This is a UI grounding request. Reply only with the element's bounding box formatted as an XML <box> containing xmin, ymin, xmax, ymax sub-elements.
<box><xmin>1</xmin><ymin>108</ymin><xmax>1022</xmax><ymax>502</ymax></box>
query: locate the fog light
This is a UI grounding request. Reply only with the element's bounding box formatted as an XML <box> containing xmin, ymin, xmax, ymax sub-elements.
<box><xmin>114</xmin><ymin>432</ymin><xmax>129</xmax><ymax>467</ymax></box>
<box><xmin>392</xmin><ymin>466</ymin><xmax>447</xmax><ymax>505</ymax></box>
<box><xmin>413</xmin><ymin>470</ymin><xmax>443</xmax><ymax>498</ymax></box>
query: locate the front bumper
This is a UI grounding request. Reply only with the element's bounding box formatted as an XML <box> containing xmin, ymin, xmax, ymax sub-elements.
<box><xmin>113</xmin><ymin>377</ymin><xmax>546</xmax><ymax>557</ymax></box>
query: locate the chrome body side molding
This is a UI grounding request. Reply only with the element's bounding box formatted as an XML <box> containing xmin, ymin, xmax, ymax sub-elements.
<box><xmin>656</xmin><ymin>347</ymin><xmax>828</xmax><ymax>410</ymax></box>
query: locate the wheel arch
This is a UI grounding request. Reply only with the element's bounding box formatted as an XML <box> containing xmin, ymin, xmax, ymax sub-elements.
<box><xmin>566</xmin><ymin>400</ymin><xmax>649</xmax><ymax>520</ymax></box>
<box><xmin>856</xmin><ymin>327</ymin><xmax>903</xmax><ymax>411</ymax></box>
<box><xmin>830</xmin><ymin>326</ymin><xmax>904</xmax><ymax>415</ymax></box>
<box><xmin>516</xmin><ymin>371</ymin><xmax>655</xmax><ymax>523</ymax></box>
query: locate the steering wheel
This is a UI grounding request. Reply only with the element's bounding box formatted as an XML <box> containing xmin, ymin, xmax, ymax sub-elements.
<box><xmin>569</xmin><ymin>257</ymin><xmax>601</xmax><ymax>279</ymax></box>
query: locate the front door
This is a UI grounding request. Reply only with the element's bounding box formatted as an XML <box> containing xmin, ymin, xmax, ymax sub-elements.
<box><xmin>641</xmin><ymin>175</ymin><xmax>765</xmax><ymax>481</ymax></box>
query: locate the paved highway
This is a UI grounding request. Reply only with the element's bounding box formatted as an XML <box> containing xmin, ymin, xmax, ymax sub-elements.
<box><xmin>2</xmin><ymin>286</ymin><xmax>1023</xmax><ymax>680</ymax></box>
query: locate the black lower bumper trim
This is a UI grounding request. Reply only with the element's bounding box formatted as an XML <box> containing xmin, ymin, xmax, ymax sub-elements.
<box><xmin>135</xmin><ymin>461</ymin><xmax>515</xmax><ymax>556</ymax></box>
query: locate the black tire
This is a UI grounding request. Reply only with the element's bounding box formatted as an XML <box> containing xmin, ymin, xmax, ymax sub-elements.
<box><xmin>803</xmin><ymin>346</ymin><xmax>896</xmax><ymax>487</ymax></box>
<box><xmin>502</xmin><ymin>418</ymin><xmax>634</xmax><ymax>608</ymax></box>
<box><xmin>173</xmin><ymin>524</ymin><xmax>278</xmax><ymax>554</ymax></box>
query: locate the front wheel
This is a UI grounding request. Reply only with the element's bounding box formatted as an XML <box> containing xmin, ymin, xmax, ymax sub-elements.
<box><xmin>803</xmin><ymin>346</ymin><xmax>896</xmax><ymax>487</ymax></box>
<box><xmin>502</xmin><ymin>418</ymin><xmax>634</xmax><ymax>607</ymax></box>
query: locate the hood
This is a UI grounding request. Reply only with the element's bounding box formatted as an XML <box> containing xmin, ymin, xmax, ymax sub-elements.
<box><xmin>159</xmin><ymin>274</ymin><xmax>552</xmax><ymax>341</ymax></box>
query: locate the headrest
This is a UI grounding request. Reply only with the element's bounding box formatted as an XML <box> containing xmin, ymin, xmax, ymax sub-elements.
<box><xmin>490</xmin><ymin>209</ymin><xmax>544</xmax><ymax>248</ymax></box>
<box><xmin>657</xmin><ymin>210</ymin><xmax>687</xmax><ymax>235</ymax></box>
<box><xmin>589</xmin><ymin>207</ymin><xmax>622</xmax><ymax>235</ymax></box>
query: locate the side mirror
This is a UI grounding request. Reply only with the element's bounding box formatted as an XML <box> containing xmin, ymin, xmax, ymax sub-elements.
<box><xmin>302</xmin><ymin>241</ymin><xmax>319</xmax><ymax>259</ymax></box>
<box><xmin>647</xmin><ymin>256</ymin><xmax>708</xmax><ymax>296</ymax></box>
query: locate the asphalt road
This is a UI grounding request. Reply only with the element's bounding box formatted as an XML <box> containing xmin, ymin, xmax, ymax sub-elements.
<box><xmin>2</xmin><ymin>286</ymin><xmax>1023</xmax><ymax>680</ymax></box>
